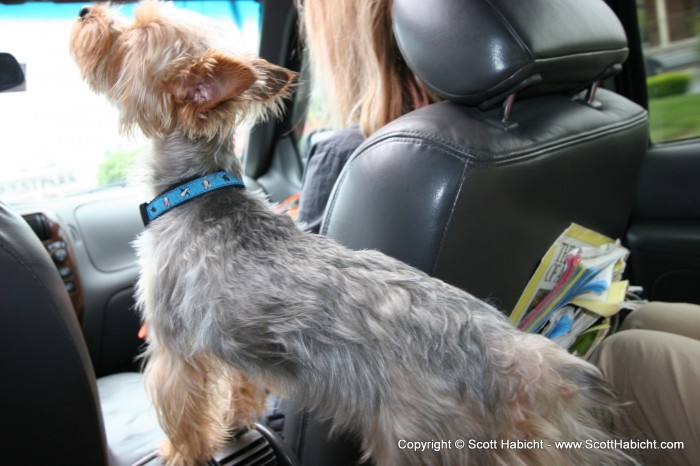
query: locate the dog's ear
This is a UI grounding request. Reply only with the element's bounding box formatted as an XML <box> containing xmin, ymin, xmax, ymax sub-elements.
<box><xmin>248</xmin><ymin>58</ymin><xmax>296</xmax><ymax>103</ymax></box>
<box><xmin>164</xmin><ymin>50</ymin><xmax>257</xmax><ymax>113</ymax></box>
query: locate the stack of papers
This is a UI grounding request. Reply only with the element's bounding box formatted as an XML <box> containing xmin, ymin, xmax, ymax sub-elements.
<box><xmin>511</xmin><ymin>224</ymin><xmax>632</xmax><ymax>357</ymax></box>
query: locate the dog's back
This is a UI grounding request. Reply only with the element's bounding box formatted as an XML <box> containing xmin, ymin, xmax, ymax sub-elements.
<box><xmin>141</xmin><ymin>187</ymin><xmax>636</xmax><ymax>465</ymax></box>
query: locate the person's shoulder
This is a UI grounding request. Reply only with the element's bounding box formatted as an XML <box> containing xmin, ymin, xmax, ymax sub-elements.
<box><xmin>332</xmin><ymin>125</ymin><xmax>365</xmax><ymax>143</ymax></box>
<box><xmin>312</xmin><ymin>126</ymin><xmax>364</xmax><ymax>161</ymax></box>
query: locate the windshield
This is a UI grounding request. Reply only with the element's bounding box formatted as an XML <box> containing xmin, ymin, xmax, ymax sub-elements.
<box><xmin>0</xmin><ymin>1</ymin><xmax>261</xmax><ymax>204</ymax></box>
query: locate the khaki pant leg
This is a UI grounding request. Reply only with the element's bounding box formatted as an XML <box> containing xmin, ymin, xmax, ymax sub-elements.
<box><xmin>621</xmin><ymin>302</ymin><xmax>700</xmax><ymax>341</ymax></box>
<box><xmin>593</xmin><ymin>329</ymin><xmax>700</xmax><ymax>466</ymax></box>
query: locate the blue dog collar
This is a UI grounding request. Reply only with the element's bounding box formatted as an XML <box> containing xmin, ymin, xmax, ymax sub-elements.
<box><xmin>140</xmin><ymin>171</ymin><xmax>244</xmax><ymax>226</ymax></box>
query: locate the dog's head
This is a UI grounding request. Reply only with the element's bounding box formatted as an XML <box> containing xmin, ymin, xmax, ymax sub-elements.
<box><xmin>70</xmin><ymin>1</ymin><xmax>295</xmax><ymax>140</ymax></box>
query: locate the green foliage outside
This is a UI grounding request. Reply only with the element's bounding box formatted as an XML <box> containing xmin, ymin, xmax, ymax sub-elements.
<box><xmin>647</xmin><ymin>72</ymin><xmax>691</xmax><ymax>98</ymax></box>
<box><xmin>646</xmin><ymin>14</ymin><xmax>700</xmax><ymax>143</ymax></box>
<box><xmin>649</xmin><ymin>92</ymin><xmax>700</xmax><ymax>142</ymax></box>
<box><xmin>97</xmin><ymin>148</ymin><xmax>140</xmax><ymax>185</ymax></box>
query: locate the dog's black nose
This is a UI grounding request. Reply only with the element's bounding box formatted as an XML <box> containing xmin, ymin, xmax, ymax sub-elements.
<box><xmin>79</xmin><ymin>6</ymin><xmax>91</xmax><ymax>18</ymax></box>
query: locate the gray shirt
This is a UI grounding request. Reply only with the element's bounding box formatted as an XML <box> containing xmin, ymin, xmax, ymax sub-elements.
<box><xmin>298</xmin><ymin>126</ymin><xmax>364</xmax><ymax>233</ymax></box>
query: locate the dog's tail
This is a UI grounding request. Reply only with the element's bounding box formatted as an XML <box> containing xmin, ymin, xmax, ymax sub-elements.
<box><xmin>493</xmin><ymin>333</ymin><xmax>639</xmax><ymax>466</ymax></box>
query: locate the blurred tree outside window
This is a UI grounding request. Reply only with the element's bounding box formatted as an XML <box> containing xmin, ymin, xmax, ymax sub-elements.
<box><xmin>639</xmin><ymin>0</ymin><xmax>700</xmax><ymax>142</ymax></box>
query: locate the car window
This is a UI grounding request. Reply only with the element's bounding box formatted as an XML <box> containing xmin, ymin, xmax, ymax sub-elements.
<box><xmin>293</xmin><ymin>63</ymin><xmax>332</xmax><ymax>158</ymax></box>
<box><xmin>638</xmin><ymin>0</ymin><xmax>700</xmax><ymax>143</ymax></box>
<box><xmin>0</xmin><ymin>0</ymin><xmax>261</xmax><ymax>204</ymax></box>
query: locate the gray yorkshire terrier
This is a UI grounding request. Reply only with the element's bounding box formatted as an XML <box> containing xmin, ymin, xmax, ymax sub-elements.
<box><xmin>70</xmin><ymin>2</ymin><xmax>637</xmax><ymax>465</ymax></box>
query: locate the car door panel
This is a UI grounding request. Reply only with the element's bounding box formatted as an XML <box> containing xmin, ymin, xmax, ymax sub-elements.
<box><xmin>627</xmin><ymin>141</ymin><xmax>700</xmax><ymax>303</ymax></box>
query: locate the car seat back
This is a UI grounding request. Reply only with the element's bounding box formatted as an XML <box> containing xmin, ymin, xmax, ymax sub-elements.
<box><xmin>285</xmin><ymin>0</ymin><xmax>648</xmax><ymax>464</ymax></box>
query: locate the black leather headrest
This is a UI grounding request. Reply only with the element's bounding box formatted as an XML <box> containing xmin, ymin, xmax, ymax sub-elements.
<box><xmin>393</xmin><ymin>0</ymin><xmax>628</xmax><ymax>108</ymax></box>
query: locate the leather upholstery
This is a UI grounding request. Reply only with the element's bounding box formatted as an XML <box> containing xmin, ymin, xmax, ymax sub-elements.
<box><xmin>282</xmin><ymin>404</ymin><xmax>369</xmax><ymax>466</ymax></box>
<box><xmin>98</xmin><ymin>373</ymin><xmax>164</xmax><ymax>466</ymax></box>
<box><xmin>324</xmin><ymin>90</ymin><xmax>648</xmax><ymax>312</ymax></box>
<box><xmin>0</xmin><ymin>202</ymin><xmax>162</xmax><ymax>466</ymax></box>
<box><xmin>0</xmin><ymin>201</ymin><xmax>108</xmax><ymax>465</ymax></box>
<box><xmin>393</xmin><ymin>0</ymin><xmax>628</xmax><ymax>107</ymax></box>
<box><xmin>285</xmin><ymin>1</ymin><xmax>648</xmax><ymax>464</ymax></box>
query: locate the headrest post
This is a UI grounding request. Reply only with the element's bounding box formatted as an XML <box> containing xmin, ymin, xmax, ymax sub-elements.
<box><xmin>485</xmin><ymin>93</ymin><xmax>519</xmax><ymax>131</ymax></box>
<box><xmin>586</xmin><ymin>81</ymin><xmax>600</xmax><ymax>104</ymax></box>
<box><xmin>501</xmin><ymin>93</ymin><xmax>516</xmax><ymax>125</ymax></box>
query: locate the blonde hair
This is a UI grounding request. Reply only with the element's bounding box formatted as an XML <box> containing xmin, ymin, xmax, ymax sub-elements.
<box><xmin>299</xmin><ymin>0</ymin><xmax>438</xmax><ymax>137</ymax></box>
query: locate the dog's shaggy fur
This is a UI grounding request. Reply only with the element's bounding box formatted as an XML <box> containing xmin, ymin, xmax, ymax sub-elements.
<box><xmin>71</xmin><ymin>3</ymin><xmax>637</xmax><ymax>465</ymax></box>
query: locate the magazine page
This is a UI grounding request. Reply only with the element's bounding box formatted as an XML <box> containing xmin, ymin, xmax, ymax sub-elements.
<box><xmin>510</xmin><ymin>223</ymin><xmax>632</xmax><ymax>354</ymax></box>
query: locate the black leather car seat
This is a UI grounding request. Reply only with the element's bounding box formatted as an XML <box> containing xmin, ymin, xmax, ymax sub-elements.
<box><xmin>324</xmin><ymin>0</ymin><xmax>648</xmax><ymax>312</ymax></box>
<box><xmin>283</xmin><ymin>0</ymin><xmax>648</xmax><ymax>464</ymax></box>
<box><xmin>0</xmin><ymin>201</ymin><xmax>163</xmax><ymax>466</ymax></box>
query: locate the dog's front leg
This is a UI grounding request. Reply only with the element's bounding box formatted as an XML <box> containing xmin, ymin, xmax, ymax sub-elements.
<box><xmin>224</xmin><ymin>369</ymin><xmax>267</xmax><ymax>430</ymax></box>
<box><xmin>145</xmin><ymin>345</ymin><xmax>232</xmax><ymax>466</ymax></box>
